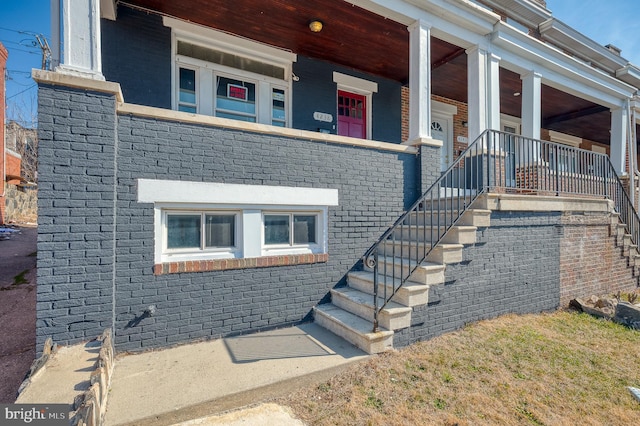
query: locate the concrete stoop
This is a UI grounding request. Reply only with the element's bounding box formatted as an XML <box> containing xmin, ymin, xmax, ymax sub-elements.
<box><xmin>313</xmin><ymin>208</ymin><xmax>489</xmax><ymax>354</ymax></box>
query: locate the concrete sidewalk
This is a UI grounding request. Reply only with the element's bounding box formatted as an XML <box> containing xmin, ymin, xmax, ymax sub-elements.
<box><xmin>103</xmin><ymin>323</ymin><xmax>368</xmax><ymax>425</ymax></box>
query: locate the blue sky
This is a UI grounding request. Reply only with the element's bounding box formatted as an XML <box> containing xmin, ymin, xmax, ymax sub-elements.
<box><xmin>547</xmin><ymin>0</ymin><xmax>640</xmax><ymax>66</ymax></box>
<box><xmin>0</xmin><ymin>1</ymin><xmax>638</xmax><ymax>126</ymax></box>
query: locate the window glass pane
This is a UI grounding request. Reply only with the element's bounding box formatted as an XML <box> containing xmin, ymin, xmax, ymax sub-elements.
<box><xmin>216</xmin><ymin>77</ymin><xmax>256</xmax><ymax>120</ymax></box>
<box><xmin>177</xmin><ymin>41</ymin><xmax>285</xmax><ymax>80</ymax></box>
<box><xmin>293</xmin><ymin>215</ymin><xmax>317</xmax><ymax>244</ymax></box>
<box><xmin>178</xmin><ymin>105</ymin><xmax>197</xmax><ymax>113</ymax></box>
<box><xmin>179</xmin><ymin>68</ymin><xmax>196</xmax><ymax>104</ymax></box>
<box><xmin>167</xmin><ymin>215</ymin><xmax>201</xmax><ymax>249</ymax></box>
<box><xmin>215</xmin><ymin>111</ymin><xmax>256</xmax><ymax>122</ymax></box>
<box><xmin>272</xmin><ymin>88</ymin><xmax>286</xmax><ymax>124</ymax></box>
<box><xmin>264</xmin><ymin>214</ymin><xmax>290</xmax><ymax>245</ymax></box>
<box><xmin>205</xmin><ymin>214</ymin><xmax>235</xmax><ymax>247</ymax></box>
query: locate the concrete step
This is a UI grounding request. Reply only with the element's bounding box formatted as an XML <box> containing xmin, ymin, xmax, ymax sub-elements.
<box><xmin>313</xmin><ymin>304</ymin><xmax>393</xmax><ymax>354</ymax></box>
<box><xmin>377</xmin><ymin>240</ymin><xmax>463</xmax><ymax>264</ymax></box>
<box><xmin>347</xmin><ymin>270</ymin><xmax>430</xmax><ymax>307</ymax></box>
<box><xmin>420</xmin><ymin>196</ymin><xmax>476</xmax><ymax>211</ymax></box>
<box><xmin>623</xmin><ymin>244</ymin><xmax>638</xmax><ymax>258</ymax></box>
<box><xmin>610</xmin><ymin>212</ymin><xmax>621</xmax><ymax>226</ymax></box>
<box><xmin>618</xmin><ymin>233</ymin><xmax>633</xmax><ymax>249</ymax></box>
<box><xmin>427</xmin><ymin>243</ymin><xmax>464</xmax><ymax>264</ymax></box>
<box><xmin>366</xmin><ymin>255</ymin><xmax>445</xmax><ymax>286</ymax></box>
<box><xmin>331</xmin><ymin>287</ymin><xmax>412</xmax><ymax>330</ymax></box>
<box><xmin>613</xmin><ymin>223</ymin><xmax>627</xmax><ymax>238</ymax></box>
<box><xmin>458</xmin><ymin>209</ymin><xmax>491</xmax><ymax>227</ymax></box>
<box><xmin>393</xmin><ymin>225</ymin><xmax>477</xmax><ymax>245</ymax></box>
<box><xmin>405</xmin><ymin>209</ymin><xmax>490</xmax><ymax>228</ymax></box>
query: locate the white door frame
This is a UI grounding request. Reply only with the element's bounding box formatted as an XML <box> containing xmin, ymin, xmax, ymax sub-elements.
<box><xmin>432</xmin><ymin>100</ymin><xmax>457</xmax><ymax>171</ymax></box>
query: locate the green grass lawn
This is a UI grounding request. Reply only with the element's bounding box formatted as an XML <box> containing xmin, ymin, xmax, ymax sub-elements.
<box><xmin>282</xmin><ymin>311</ymin><xmax>640</xmax><ymax>425</ymax></box>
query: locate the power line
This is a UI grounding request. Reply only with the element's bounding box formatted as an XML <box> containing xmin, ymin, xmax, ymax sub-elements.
<box><xmin>0</xmin><ymin>26</ymin><xmax>41</xmax><ymax>37</ymax></box>
<box><xmin>6</xmin><ymin>84</ymin><xmax>37</xmax><ymax>100</ymax></box>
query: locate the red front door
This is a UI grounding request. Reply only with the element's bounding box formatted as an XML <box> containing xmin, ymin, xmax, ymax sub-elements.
<box><xmin>338</xmin><ymin>91</ymin><xmax>366</xmax><ymax>139</ymax></box>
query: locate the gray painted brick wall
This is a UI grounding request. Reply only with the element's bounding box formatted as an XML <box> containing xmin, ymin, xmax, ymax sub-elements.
<box><xmin>113</xmin><ymin>115</ymin><xmax>419</xmax><ymax>351</ymax></box>
<box><xmin>36</xmin><ymin>85</ymin><xmax>117</xmax><ymax>352</ymax></box>
<box><xmin>35</xmin><ymin>79</ymin><xmax>427</xmax><ymax>353</ymax></box>
<box><xmin>101</xmin><ymin>7</ymin><xmax>171</xmax><ymax>109</ymax></box>
<box><xmin>394</xmin><ymin>211</ymin><xmax>562</xmax><ymax>347</ymax></box>
<box><xmin>419</xmin><ymin>144</ymin><xmax>441</xmax><ymax>193</ymax></box>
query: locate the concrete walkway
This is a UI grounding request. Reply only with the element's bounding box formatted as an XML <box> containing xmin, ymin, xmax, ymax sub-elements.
<box><xmin>103</xmin><ymin>323</ymin><xmax>368</xmax><ymax>425</ymax></box>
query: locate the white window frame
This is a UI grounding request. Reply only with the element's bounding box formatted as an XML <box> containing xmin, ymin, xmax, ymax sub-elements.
<box><xmin>262</xmin><ymin>210</ymin><xmax>322</xmax><ymax>256</ymax></box>
<box><xmin>214</xmin><ymin>71</ymin><xmax>259</xmax><ymax>123</ymax></box>
<box><xmin>167</xmin><ymin>17</ymin><xmax>296</xmax><ymax>127</ymax></box>
<box><xmin>549</xmin><ymin>131</ymin><xmax>582</xmax><ymax>173</ymax></box>
<box><xmin>138</xmin><ymin>180</ymin><xmax>338</xmax><ymax>264</ymax></box>
<box><xmin>333</xmin><ymin>72</ymin><xmax>378</xmax><ymax>139</ymax></box>
<box><xmin>163</xmin><ymin>209</ymin><xmax>241</xmax><ymax>262</ymax></box>
<box><xmin>176</xmin><ymin>65</ymin><xmax>199</xmax><ymax>113</ymax></box>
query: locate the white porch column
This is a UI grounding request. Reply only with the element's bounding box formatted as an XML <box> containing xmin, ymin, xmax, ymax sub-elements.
<box><xmin>610</xmin><ymin>104</ymin><xmax>629</xmax><ymax>175</ymax></box>
<box><xmin>467</xmin><ymin>47</ymin><xmax>500</xmax><ymax>143</ymax></box>
<box><xmin>487</xmin><ymin>53</ymin><xmax>501</xmax><ymax>132</ymax></box>
<box><xmin>520</xmin><ymin>71</ymin><xmax>542</xmax><ymax>163</ymax></box>
<box><xmin>521</xmin><ymin>71</ymin><xmax>542</xmax><ymax>140</ymax></box>
<box><xmin>406</xmin><ymin>19</ymin><xmax>435</xmax><ymax>145</ymax></box>
<box><xmin>56</xmin><ymin>0</ymin><xmax>105</xmax><ymax>80</ymax></box>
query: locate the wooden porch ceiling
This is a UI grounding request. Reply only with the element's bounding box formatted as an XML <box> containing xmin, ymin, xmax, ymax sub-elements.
<box><xmin>123</xmin><ymin>0</ymin><xmax>626</xmax><ymax>146</ymax></box>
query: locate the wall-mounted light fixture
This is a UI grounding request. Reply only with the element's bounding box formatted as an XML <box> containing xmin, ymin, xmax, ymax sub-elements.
<box><xmin>309</xmin><ymin>20</ymin><xmax>323</xmax><ymax>33</ymax></box>
<box><xmin>462</xmin><ymin>121</ymin><xmax>468</xmax><ymax>128</ymax></box>
<box><xmin>513</xmin><ymin>92</ymin><xmax>521</xmax><ymax>97</ymax></box>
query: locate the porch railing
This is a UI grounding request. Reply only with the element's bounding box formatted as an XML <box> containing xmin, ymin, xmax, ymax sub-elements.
<box><xmin>362</xmin><ymin>129</ymin><xmax>640</xmax><ymax>332</ymax></box>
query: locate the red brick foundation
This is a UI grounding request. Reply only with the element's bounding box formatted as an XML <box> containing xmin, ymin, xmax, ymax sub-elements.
<box><xmin>559</xmin><ymin>212</ymin><xmax>638</xmax><ymax>305</ymax></box>
<box><xmin>153</xmin><ymin>253</ymin><xmax>329</xmax><ymax>275</ymax></box>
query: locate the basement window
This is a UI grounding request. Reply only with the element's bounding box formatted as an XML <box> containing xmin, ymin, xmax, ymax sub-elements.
<box><xmin>138</xmin><ymin>179</ymin><xmax>338</xmax><ymax>265</ymax></box>
<box><xmin>263</xmin><ymin>212</ymin><xmax>319</xmax><ymax>247</ymax></box>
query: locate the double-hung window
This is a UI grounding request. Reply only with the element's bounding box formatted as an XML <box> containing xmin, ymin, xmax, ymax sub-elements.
<box><xmin>168</xmin><ymin>18</ymin><xmax>295</xmax><ymax>127</ymax></box>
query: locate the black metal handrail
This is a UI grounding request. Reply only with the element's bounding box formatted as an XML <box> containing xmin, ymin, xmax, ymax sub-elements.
<box><xmin>363</xmin><ymin>129</ymin><xmax>640</xmax><ymax>332</ymax></box>
<box><xmin>606</xmin><ymin>161</ymin><xmax>640</xmax><ymax>251</ymax></box>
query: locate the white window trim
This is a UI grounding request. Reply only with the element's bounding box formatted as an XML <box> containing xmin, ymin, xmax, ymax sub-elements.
<box><xmin>262</xmin><ymin>211</ymin><xmax>324</xmax><ymax>256</ymax></box>
<box><xmin>501</xmin><ymin>113</ymin><xmax>522</xmax><ymax>134</ymax></box>
<box><xmin>432</xmin><ymin>99</ymin><xmax>458</xmax><ymax>116</ymax></box>
<box><xmin>167</xmin><ymin>18</ymin><xmax>296</xmax><ymax>126</ymax></box>
<box><xmin>549</xmin><ymin>130</ymin><xmax>582</xmax><ymax>147</ymax></box>
<box><xmin>139</xmin><ymin>180</ymin><xmax>338</xmax><ymax>264</ymax></box>
<box><xmin>333</xmin><ymin>72</ymin><xmax>377</xmax><ymax>139</ymax></box>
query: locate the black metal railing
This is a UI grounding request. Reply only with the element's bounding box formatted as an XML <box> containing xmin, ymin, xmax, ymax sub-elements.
<box><xmin>362</xmin><ymin>129</ymin><xmax>640</xmax><ymax>331</ymax></box>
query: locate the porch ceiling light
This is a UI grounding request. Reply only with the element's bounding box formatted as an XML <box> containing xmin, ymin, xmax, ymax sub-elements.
<box><xmin>309</xmin><ymin>20</ymin><xmax>323</xmax><ymax>33</ymax></box>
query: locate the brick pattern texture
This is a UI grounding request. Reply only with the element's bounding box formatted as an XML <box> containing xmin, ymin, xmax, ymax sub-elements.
<box><xmin>37</xmin><ymin>85</ymin><xmax>639</xmax><ymax>354</ymax></box>
<box><xmin>37</xmin><ymin>84</ymin><xmax>421</xmax><ymax>353</ymax></box>
<box><xmin>36</xmin><ymin>86</ymin><xmax>117</xmax><ymax>353</ymax></box>
<box><xmin>559</xmin><ymin>213</ymin><xmax>638</xmax><ymax>305</ymax></box>
<box><xmin>394</xmin><ymin>211</ymin><xmax>562</xmax><ymax>347</ymax></box>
